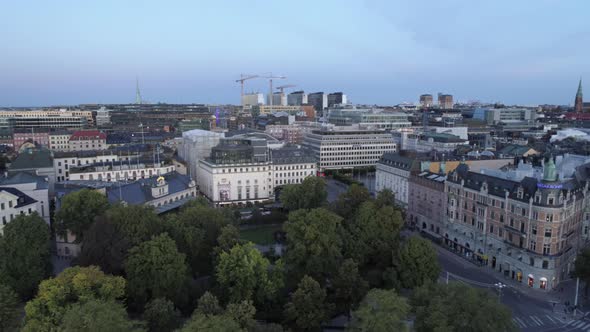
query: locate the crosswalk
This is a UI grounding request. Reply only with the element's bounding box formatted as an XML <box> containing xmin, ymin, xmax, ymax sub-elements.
<box><xmin>512</xmin><ymin>314</ymin><xmax>590</xmax><ymax>331</ymax></box>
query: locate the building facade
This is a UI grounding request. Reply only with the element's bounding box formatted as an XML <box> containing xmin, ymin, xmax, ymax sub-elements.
<box><xmin>0</xmin><ymin>187</ymin><xmax>37</xmax><ymax>234</ymax></box>
<box><xmin>49</xmin><ymin>131</ymin><xmax>72</xmax><ymax>151</ymax></box>
<box><xmin>287</xmin><ymin>91</ymin><xmax>308</xmax><ymax>106</ymax></box>
<box><xmin>177</xmin><ymin>129</ymin><xmax>224</xmax><ymax>181</ymax></box>
<box><xmin>407</xmin><ymin>171</ymin><xmax>446</xmax><ymax>237</ymax></box>
<box><xmin>307</xmin><ymin>92</ymin><xmax>328</xmax><ymax>116</ymax></box>
<box><xmin>0</xmin><ymin>172</ymin><xmax>50</xmax><ymax>224</ymax></box>
<box><xmin>327</xmin><ymin>92</ymin><xmax>347</xmax><ymax>107</ymax></box>
<box><xmin>375</xmin><ymin>153</ymin><xmax>420</xmax><ymax>207</ymax></box>
<box><xmin>420</xmin><ymin>94</ymin><xmax>434</xmax><ymax>108</ymax></box>
<box><xmin>68</xmin><ymin>130</ymin><xmax>107</xmax><ymax>151</ymax></box>
<box><xmin>302</xmin><ymin>127</ymin><xmax>397</xmax><ymax>171</ymax></box>
<box><xmin>0</xmin><ymin>109</ymin><xmax>92</xmax><ymax>129</ymax></box>
<box><xmin>438</xmin><ymin>94</ymin><xmax>454</xmax><ymax>109</ymax></box>
<box><xmin>13</xmin><ymin>130</ymin><xmax>50</xmax><ymax>150</ymax></box>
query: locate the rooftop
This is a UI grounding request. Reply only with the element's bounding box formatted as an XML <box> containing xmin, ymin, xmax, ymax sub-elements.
<box><xmin>0</xmin><ymin>187</ymin><xmax>37</xmax><ymax>207</ymax></box>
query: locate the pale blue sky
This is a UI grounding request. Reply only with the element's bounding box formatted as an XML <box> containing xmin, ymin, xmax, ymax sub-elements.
<box><xmin>0</xmin><ymin>0</ymin><xmax>588</xmax><ymax>106</ymax></box>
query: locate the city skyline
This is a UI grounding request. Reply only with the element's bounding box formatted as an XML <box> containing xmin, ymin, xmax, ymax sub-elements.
<box><xmin>1</xmin><ymin>0</ymin><xmax>589</xmax><ymax>106</ymax></box>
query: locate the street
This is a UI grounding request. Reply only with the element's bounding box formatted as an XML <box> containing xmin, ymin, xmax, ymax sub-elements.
<box><xmin>437</xmin><ymin>246</ymin><xmax>590</xmax><ymax>331</ymax></box>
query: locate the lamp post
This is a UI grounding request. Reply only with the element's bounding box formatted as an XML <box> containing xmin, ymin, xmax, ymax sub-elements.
<box><xmin>495</xmin><ymin>282</ymin><xmax>506</xmax><ymax>302</ymax></box>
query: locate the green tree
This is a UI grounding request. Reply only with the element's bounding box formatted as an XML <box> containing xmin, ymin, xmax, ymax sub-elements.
<box><xmin>55</xmin><ymin>189</ymin><xmax>110</xmax><ymax>241</ymax></box>
<box><xmin>23</xmin><ymin>266</ymin><xmax>126</xmax><ymax>331</ymax></box>
<box><xmin>143</xmin><ymin>297</ymin><xmax>181</xmax><ymax>332</ymax></box>
<box><xmin>343</xmin><ymin>201</ymin><xmax>403</xmax><ymax>268</ymax></box>
<box><xmin>59</xmin><ymin>299</ymin><xmax>145</xmax><ymax>332</ymax></box>
<box><xmin>280</xmin><ymin>176</ymin><xmax>327</xmax><ymax>211</ymax></box>
<box><xmin>0</xmin><ymin>283</ymin><xmax>20</xmax><ymax>332</ymax></box>
<box><xmin>283</xmin><ymin>208</ymin><xmax>343</xmax><ymax>282</ymax></box>
<box><xmin>0</xmin><ymin>213</ymin><xmax>51</xmax><ymax>299</ymax></box>
<box><xmin>284</xmin><ymin>276</ymin><xmax>332</xmax><ymax>331</ymax></box>
<box><xmin>216</xmin><ymin>243</ymin><xmax>283</xmax><ymax>304</ymax></box>
<box><xmin>411</xmin><ymin>283</ymin><xmax>516</xmax><ymax>332</ymax></box>
<box><xmin>179</xmin><ymin>313</ymin><xmax>243</xmax><ymax>332</ymax></box>
<box><xmin>106</xmin><ymin>204</ymin><xmax>162</xmax><ymax>246</ymax></box>
<box><xmin>125</xmin><ymin>233</ymin><xmax>188</xmax><ymax>308</ymax></box>
<box><xmin>213</xmin><ymin>224</ymin><xmax>241</xmax><ymax>263</ymax></box>
<box><xmin>332</xmin><ymin>184</ymin><xmax>371</xmax><ymax>219</ymax></box>
<box><xmin>226</xmin><ymin>300</ymin><xmax>256</xmax><ymax>330</ymax></box>
<box><xmin>574</xmin><ymin>248</ymin><xmax>590</xmax><ymax>295</ymax></box>
<box><xmin>75</xmin><ymin>216</ymin><xmax>131</xmax><ymax>275</ymax></box>
<box><xmin>348</xmin><ymin>288</ymin><xmax>409</xmax><ymax>332</ymax></box>
<box><xmin>196</xmin><ymin>291</ymin><xmax>223</xmax><ymax>316</ymax></box>
<box><xmin>399</xmin><ymin>236</ymin><xmax>440</xmax><ymax>289</ymax></box>
<box><xmin>330</xmin><ymin>259</ymin><xmax>368</xmax><ymax>314</ymax></box>
<box><xmin>374</xmin><ymin>189</ymin><xmax>395</xmax><ymax>208</ymax></box>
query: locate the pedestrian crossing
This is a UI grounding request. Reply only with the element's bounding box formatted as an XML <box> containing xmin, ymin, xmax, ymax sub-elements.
<box><xmin>512</xmin><ymin>314</ymin><xmax>590</xmax><ymax>331</ymax></box>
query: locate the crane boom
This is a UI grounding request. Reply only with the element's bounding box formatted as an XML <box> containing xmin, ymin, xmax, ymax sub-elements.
<box><xmin>261</xmin><ymin>74</ymin><xmax>286</xmax><ymax>106</ymax></box>
<box><xmin>235</xmin><ymin>74</ymin><xmax>259</xmax><ymax>104</ymax></box>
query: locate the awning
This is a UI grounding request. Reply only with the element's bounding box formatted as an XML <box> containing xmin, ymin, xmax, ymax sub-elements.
<box><xmin>528</xmin><ymin>274</ymin><xmax>534</xmax><ymax>279</ymax></box>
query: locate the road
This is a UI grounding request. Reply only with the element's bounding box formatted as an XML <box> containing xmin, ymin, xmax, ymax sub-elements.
<box><xmin>326</xmin><ymin>179</ymin><xmax>348</xmax><ymax>203</ymax></box>
<box><xmin>437</xmin><ymin>246</ymin><xmax>590</xmax><ymax>331</ymax></box>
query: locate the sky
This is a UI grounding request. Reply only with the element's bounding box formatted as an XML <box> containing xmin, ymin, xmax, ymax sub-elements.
<box><xmin>1</xmin><ymin>0</ymin><xmax>589</xmax><ymax>107</ymax></box>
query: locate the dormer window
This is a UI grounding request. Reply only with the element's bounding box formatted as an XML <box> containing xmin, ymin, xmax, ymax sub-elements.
<box><xmin>534</xmin><ymin>192</ymin><xmax>541</xmax><ymax>204</ymax></box>
<box><xmin>548</xmin><ymin>196</ymin><xmax>555</xmax><ymax>205</ymax></box>
<box><xmin>482</xmin><ymin>182</ymin><xmax>488</xmax><ymax>191</ymax></box>
<box><xmin>517</xmin><ymin>187</ymin><xmax>524</xmax><ymax>199</ymax></box>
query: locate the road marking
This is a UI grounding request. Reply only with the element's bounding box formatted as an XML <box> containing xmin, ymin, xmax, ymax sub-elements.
<box><xmin>573</xmin><ymin>321</ymin><xmax>585</xmax><ymax>328</ymax></box>
<box><xmin>513</xmin><ymin>317</ymin><xmax>526</xmax><ymax>328</ymax></box>
<box><xmin>545</xmin><ymin>315</ymin><xmax>556</xmax><ymax>324</ymax></box>
<box><xmin>580</xmin><ymin>322</ymin><xmax>590</xmax><ymax>329</ymax></box>
<box><xmin>529</xmin><ymin>315</ymin><xmax>542</xmax><ymax>326</ymax></box>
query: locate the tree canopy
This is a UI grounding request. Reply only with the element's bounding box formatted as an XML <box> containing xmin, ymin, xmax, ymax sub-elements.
<box><xmin>283</xmin><ymin>208</ymin><xmax>343</xmax><ymax>282</ymax></box>
<box><xmin>54</xmin><ymin>189</ymin><xmax>110</xmax><ymax>241</ymax></box>
<box><xmin>58</xmin><ymin>299</ymin><xmax>145</xmax><ymax>332</ymax></box>
<box><xmin>23</xmin><ymin>266</ymin><xmax>126</xmax><ymax>331</ymax></box>
<box><xmin>349</xmin><ymin>288</ymin><xmax>409</xmax><ymax>332</ymax></box>
<box><xmin>0</xmin><ymin>213</ymin><xmax>51</xmax><ymax>299</ymax></box>
<box><xmin>125</xmin><ymin>233</ymin><xmax>188</xmax><ymax>308</ymax></box>
<box><xmin>105</xmin><ymin>204</ymin><xmax>162</xmax><ymax>247</ymax></box>
<box><xmin>332</xmin><ymin>184</ymin><xmax>371</xmax><ymax>219</ymax></box>
<box><xmin>284</xmin><ymin>275</ymin><xmax>333</xmax><ymax>331</ymax></box>
<box><xmin>0</xmin><ymin>283</ymin><xmax>20</xmax><ymax>332</ymax></box>
<box><xmin>411</xmin><ymin>282</ymin><xmax>516</xmax><ymax>332</ymax></box>
<box><xmin>330</xmin><ymin>259</ymin><xmax>368</xmax><ymax>314</ymax></box>
<box><xmin>143</xmin><ymin>297</ymin><xmax>181</xmax><ymax>332</ymax></box>
<box><xmin>399</xmin><ymin>236</ymin><xmax>440</xmax><ymax>289</ymax></box>
<box><xmin>216</xmin><ymin>243</ymin><xmax>283</xmax><ymax>305</ymax></box>
<box><xmin>280</xmin><ymin>176</ymin><xmax>327</xmax><ymax>211</ymax></box>
<box><xmin>179</xmin><ymin>313</ymin><xmax>243</xmax><ymax>332</ymax></box>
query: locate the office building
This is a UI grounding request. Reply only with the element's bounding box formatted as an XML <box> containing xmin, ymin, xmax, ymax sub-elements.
<box><xmin>392</xmin><ymin>130</ymin><xmax>468</xmax><ymax>153</ymax></box>
<box><xmin>288</xmin><ymin>91</ymin><xmax>308</xmax><ymax>106</ymax></box>
<box><xmin>242</xmin><ymin>93</ymin><xmax>265</xmax><ymax>106</ymax></box>
<box><xmin>473</xmin><ymin>108</ymin><xmax>536</xmax><ymax>126</ymax></box>
<box><xmin>307</xmin><ymin>92</ymin><xmax>328</xmax><ymax>116</ymax></box>
<box><xmin>251</xmin><ymin>105</ymin><xmax>303</xmax><ymax>116</ymax></box>
<box><xmin>328</xmin><ymin>92</ymin><xmax>347</xmax><ymax>107</ymax></box>
<box><xmin>0</xmin><ymin>109</ymin><xmax>92</xmax><ymax>129</ymax></box>
<box><xmin>420</xmin><ymin>94</ymin><xmax>434</xmax><ymax>108</ymax></box>
<box><xmin>438</xmin><ymin>94</ymin><xmax>454</xmax><ymax>109</ymax></box>
<box><xmin>326</xmin><ymin>105</ymin><xmax>411</xmax><ymax>129</ymax></box>
<box><xmin>95</xmin><ymin>107</ymin><xmax>111</xmax><ymax>126</ymax></box>
<box><xmin>177</xmin><ymin>129</ymin><xmax>224</xmax><ymax>181</ymax></box>
<box><xmin>302</xmin><ymin>126</ymin><xmax>396</xmax><ymax>171</ymax></box>
<box><xmin>268</xmin><ymin>92</ymin><xmax>287</xmax><ymax>106</ymax></box>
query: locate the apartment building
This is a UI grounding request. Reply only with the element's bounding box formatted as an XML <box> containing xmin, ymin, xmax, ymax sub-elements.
<box><xmin>68</xmin><ymin>130</ymin><xmax>107</xmax><ymax>151</ymax></box>
<box><xmin>49</xmin><ymin>131</ymin><xmax>72</xmax><ymax>151</ymax></box>
<box><xmin>0</xmin><ymin>187</ymin><xmax>37</xmax><ymax>234</ymax></box>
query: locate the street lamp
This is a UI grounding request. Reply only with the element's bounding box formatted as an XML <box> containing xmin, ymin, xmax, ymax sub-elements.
<box><xmin>495</xmin><ymin>282</ymin><xmax>506</xmax><ymax>302</ymax></box>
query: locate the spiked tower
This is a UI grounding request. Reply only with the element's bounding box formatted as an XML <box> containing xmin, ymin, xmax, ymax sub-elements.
<box><xmin>135</xmin><ymin>78</ymin><xmax>143</xmax><ymax>105</ymax></box>
<box><xmin>575</xmin><ymin>78</ymin><xmax>583</xmax><ymax>113</ymax></box>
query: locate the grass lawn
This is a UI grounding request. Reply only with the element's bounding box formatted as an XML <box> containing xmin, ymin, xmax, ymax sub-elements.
<box><xmin>240</xmin><ymin>225</ymin><xmax>283</xmax><ymax>245</ymax></box>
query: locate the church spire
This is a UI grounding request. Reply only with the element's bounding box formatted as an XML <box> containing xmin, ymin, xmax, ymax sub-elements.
<box><xmin>575</xmin><ymin>78</ymin><xmax>583</xmax><ymax>113</ymax></box>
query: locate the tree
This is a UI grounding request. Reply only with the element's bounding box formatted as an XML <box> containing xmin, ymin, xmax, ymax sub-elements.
<box><xmin>399</xmin><ymin>236</ymin><xmax>440</xmax><ymax>289</ymax></box>
<box><xmin>0</xmin><ymin>213</ymin><xmax>51</xmax><ymax>299</ymax></box>
<box><xmin>58</xmin><ymin>299</ymin><xmax>145</xmax><ymax>332</ymax></box>
<box><xmin>106</xmin><ymin>204</ymin><xmax>162</xmax><ymax>246</ymax></box>
<box><xmin>283</xmin><ymin>208</ymin><xmax>343</xmax><ymax>282</ymax></box>
<box><xmin>330</xmin><ymin>259</ymin><xmax>368</xmax><ymax>314</ymax></box>
<box><xmin>179</xmin><ymin>313</ymin><xmax>243</xmax><ymax>332</ymax></box>
<box><xmin>374</xmin><ymin>189</ymin><xmax>395</xmax><ymax>208</ymax></box>
<box><xmin>55</xmin><ymin>189</ymin><xmax>110</xmax><ymax>241</ymax></box>
<box><xmin>574</xmin><ymin>248</ymin><xmax>590</xmax><ymax>295</ymax></box>
<box><xmin>411</xmin><ymin>283</ymin><xmax>516</xmax><ymax>332</ymax></box>
<box><xmin>216</xmin><ymin>243</ymin><xmax>283</xmax><ymax>305</ymax></box>
<box><xmin>23</xmin><ymin>266</ymin><xmax>126</xmax><ymax>331</ymax></box>
<box><xmin>0</xmin><ymin>283</ymin><xmax>20</xmax><ymax>332</ymax></box>
<box><xmin>348</xmin><ymin>288</ymin><xmax>409</xmax><ymax>332</ymax></box>
<box><xmin>213</xmin><ymin>224</ymin><xmax>241</xmax><ymax>263</ymax></box>
<box><xmin>75</xmin><ymin>216</ymin><xmax>131</xmax><ymax>275</ymax></box>
<box><xmin>125</xmin><ymin>233</ymin><xmax>188</xmax><ymax>308</ymax></box>
<box><xmin>343</xmin><ymin>201</ymin><xmax>403</xmax><ymax>269</ymax></box>
<box><xmin>332</xmin><ymin>184</ymin><xmax>371</xmax><ymax>219</ymax></box>
<box><xmin>280</xmin><ymin>177</ymin><xmax>327</xmax><ymax>211</ymax></box>
<box><xmin>143</xmin><ymin>297</ymin><xmax>181</xmax><ymax>332</ymax></box>
<box><xmin>226</xmin><ymin>300</ymin><xmax>256</xmax><ymax>330</ymax></box>
<box><xmin>284</xmin><ymin>276</ymin><xmax>332</xmax><ymax>331</ymax></box>
<box><xmin>196</xmin><ymin>291</ymin><xmax>223</xmax><ymax>316</ymax></box>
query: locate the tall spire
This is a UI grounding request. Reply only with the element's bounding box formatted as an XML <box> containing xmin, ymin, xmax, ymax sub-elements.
<box><xmin>135</xmin><ymin>77</ymin><xmax>143</xmax><ymax>105</ymax></box>
<box><xmin>575</xmin><ymin>78</ymin><xmax>583</xmax><ymax>113</ymax></box>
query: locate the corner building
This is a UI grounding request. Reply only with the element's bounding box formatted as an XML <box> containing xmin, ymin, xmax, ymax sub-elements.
<box><xmin>445</xmin><ymin>158</ymin><xmax>587</xmax><ymax>290</ymax></box>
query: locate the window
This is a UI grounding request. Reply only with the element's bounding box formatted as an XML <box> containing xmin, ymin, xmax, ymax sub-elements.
<box><xmin>500</xmin><ymin>215</ymin><xmax>504</xmax><ymax>223</ymax></box>
<box><xmin>543</xmin><ymin>243</ymin><xmax>551</xmax><ymax>255</ymax></box>
<box><xmin>510</xmin><ymin>218</ymin><xmax>514</xmax><ymax>227</ymax></box>
<box><xmin>0</xmin><ymin>203</ymin><xmax>4</xmax><ymax>210</ymax></box>
<box><xmin>8</xmin><ymin>201</ymin><xmax>12</xmax><ymax>208</ymax></box>
<box><xmin>489</xmin><ymin>224</ymin><xmax>494</xmax><ymax>233</ymax></box>
<box><xmin>499</xmin><ymin>228</ymin><xmax>503</xmax><ymax>237</ymax></box>
<box><xmin>544</xmin><ymin>228</ymin><xmax>552</xmax><ymax>238</ymax></box>
<box><xmin>532</xmin><ymin>225</ymin><xmax>537</xmax><ymax>235</ymax></box>
<box><xmin>530</xmin><ymin>240</ymin><xmax>536</xmax><ymax>251</ymax></box>
<box><xmin>546</xmin><ymin>214</ymin><xmax>553</xmax><ymax>222</ymax></box>
<box><xmin>542</xmin><ymin>260</ymin><xmax>549</xmax><ymax>269</ymax></box>
<box><xmin>529</xmin><ymin>257</ymin><xmax>535</xmax><ymax>266</ymax></box>
<box><xmin>533</xmin><ymin>211</ymin><xmax>539</xmax><ymax>220</ymax></box>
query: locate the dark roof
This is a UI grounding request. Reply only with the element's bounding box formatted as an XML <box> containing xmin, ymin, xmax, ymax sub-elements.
<box><xmin>0</xmin><ymin>172</ymin><xmax>48</xmax><ymax>189</ymax></box>
<box><xmin>422</xmin><ymin>132</ymin><xmax>465</xmax><ymax>143</ymax></box>
<box><xmin>0</xmin><ymin>187</ymin><xmax>37</xmax><ymax>207</ymax></box>
<box><xmin>498</xmin><ymin>144</ymin><xmax>533</xmax><ymax>156</ymax></box>
<box><xmin>271</xmin><ymin>147</ymin><xmax>316</xmax><ymax>164</ymax></box>
<box><xmin>378</xmin><ymin>152</ymin><xmax>419</xmax><ymax>171</ymax></box>
<box><xmin>70</xmin><ymin>130</ymin><xmax>106</xmax><ymax>140</ymax></box>
<box><xmin>9</xmin><ymin>148</ymin><xmax>53</xmax><ymax>170</ymax></box>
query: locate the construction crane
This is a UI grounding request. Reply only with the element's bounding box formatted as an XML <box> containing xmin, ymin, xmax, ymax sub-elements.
<box><xmin>275</xmin><ymin>84</ymin><xmax>296</xmax><ymax>93</ymax></box>
<box><xmin>261</xmin><ymin>73</ymin><xmax>286</xmax><ymax>106</ymax></box>
<box><xmin>235</xmin><ymin>74</ymin><xmax>259</xmax><ymax>101</ymax></box>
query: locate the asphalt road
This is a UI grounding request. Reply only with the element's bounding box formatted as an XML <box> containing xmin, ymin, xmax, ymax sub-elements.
<box><xmin>326</xmin><ymin>179</ymin><xmax>348</xmax><ymax>203</ymax></box>
<box><xmin>437</xmin><ymin>247</ymin><xmax>590</xmax><ymax>331</ymax></box>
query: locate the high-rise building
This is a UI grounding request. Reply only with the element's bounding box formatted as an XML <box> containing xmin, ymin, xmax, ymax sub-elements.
<box><xmin>241</xmin><ymin>93</ymin><xmax>265</xmax><ymax>106</ymax></box>
<box><xmin>438</xmin><ymin>94</ymin><xmax>454</xmax><ymax>109</ymax></box>
<box><xmin>420</xmin><ymin>94</ymin><xmax>433</xmax><ymax>108</ymax></box>
<box><xmin>327</xmin><ymin>92</ymin><xmax>347</xmax><ymax>107</ymax></box>
<box><xmin>268</xmin><ymin>92</ymin><xmax>287</xmax><ymax>106</ymax></box>
<box><xmin>307</xmin><ymin>92</ymin><xmax>328</xmax><ymax>116</ymax></box>
<box><xmin>575</xmin><ymin>79</ymin><xmax>583</xmax><ymax>113</ymax></box>
<box><xmin>288</xmin><ymin>91</ymin><xmax>308</xmax><ymax>106</ymax></box>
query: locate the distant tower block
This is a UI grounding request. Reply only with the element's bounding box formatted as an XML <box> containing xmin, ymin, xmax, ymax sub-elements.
<box><xmin>136</xmin><ymin>78</ymin><xmax>143</xmax><ymax>105</ymax></box>
<box><xmin>575</xmin><ymin>78</ymin><xmax>583</xmax><ymax>113</ymax></box>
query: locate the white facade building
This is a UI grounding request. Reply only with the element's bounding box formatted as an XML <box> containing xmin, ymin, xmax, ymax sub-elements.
<box><xmin>302</xmin><ymin>127</ymin><xmax>396</xmax><ymax>171</ymax></box>
<box><xmin>49</xmin><ymin>132</ymin><xmax>71</xmax><ymax>151</ymax></box>
<box><xmin>95</xmin><ymin>107</ymin><xmax>111</xmax><ymax>126</ymax></box>
<box><xmin>375</xmin><ymin>153</ymin><xmax>417</xmax><ymax>207</ymax></box>
<box><xmin>0</xmin><ymin>173</ymin><xmax>50</xmax><ymax>224</ymax></box>
<box><xmin>0</xmin><ymin>188</ymin><xmax>38</xmax><ymax>234</ymax></box>
<box><xmin>177</xmin><ymin>129</ymin><xmax>224</xmax><ymax>182</ymax></box>
<box><xmin>242</xmin><ymin>93</ymin><xmax>265</xmax><ymax>106</ymax></box>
